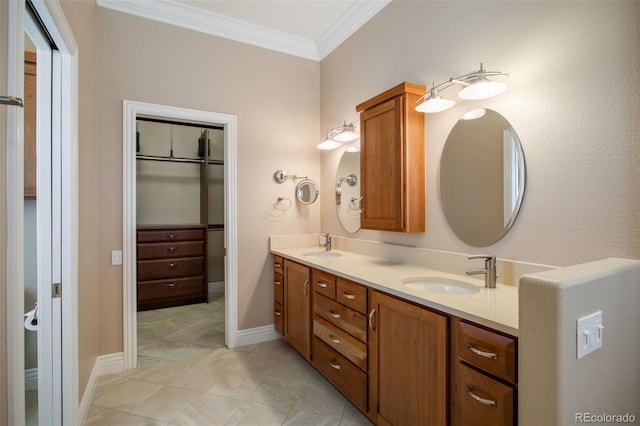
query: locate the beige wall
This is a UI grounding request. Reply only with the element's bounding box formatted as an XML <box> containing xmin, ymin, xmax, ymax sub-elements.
<box><xmin>96</xmin><ymin>9</ymin><xmax>321</xmax><ymax>354</ymax></box>
<box><xmin>519</xmin><ymin>259</ymin><xmax>640</xmax><ymax>424</ymax></box>
<box><xmin>60</xmin><ymin>0</ymin><xmax>99</xmax><ymax>398</ymax></box>
<box><xmin>320</xmin><ymin>1</ymin><xmax>640</xmax><ymax>267</ymax></box>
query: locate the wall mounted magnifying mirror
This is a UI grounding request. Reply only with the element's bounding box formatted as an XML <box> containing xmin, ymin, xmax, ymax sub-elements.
<box><xmin>440</xmin><ymin>109</ymin><xmax>525</xmax><ymax>246</ymax></box>
<box><xmin>336</xmin><ymin>151</ymin><xmax>361</xmax><ymax>233</ymax></box>
<box><xmin>296</xmin><ymin>179</ymin><xmax>319</xmax><ymax>205</ymax></box>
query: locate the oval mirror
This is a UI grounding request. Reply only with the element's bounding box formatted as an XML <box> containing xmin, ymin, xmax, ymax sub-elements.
<box><xmin>440</xmin><ymin>109</ymin><xmax>525</xmax><ymax>247</ymax></box>
<box><xmin>335</xmin><ymin>151</ymin><xmax>361</xmax><ymax>233</ymax></box>
<box><xmin>296</xmin><ymin>179</ymin><xmax>319</xmax><ymax>205</ymax></box>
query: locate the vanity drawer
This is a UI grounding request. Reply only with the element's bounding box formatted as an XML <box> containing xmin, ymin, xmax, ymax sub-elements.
<box><xmin>273</xmin><ymin>255</ymin><xmax>284</xmax><ymax>275</ymax></box>
<box><xmin>314</xmin><ymin>293</ymin><xmax>367</xmax><ymax>342</ymax></box>
<box><xmin>454</xmin><ymin>363</ymin><xmax>514</xmax><ymax>426</ymax></box>
<box><xmin>137</xmin><ymin>257</ymin><xmax>205</xmax><ymax>281</ymax></box>
<box><xmin>314</xmin><ymin>315</ymin><xmax>367</xmax><ymax>371</ymax></box>
<box><xmin>312</xmin><ymin>269</ymin><xmax>336</xmax><ymax>299</ymax></box>
<box><xmin>274</xmin><ymin>272</ymin><xmax>284</xmax><ymax>305</ymax></box>
<box><xmin>456</xmin><ymin>320</ymin><xmax>516</xmax><ymax>383</ymax></box>
<box><xmin>137</xmin><ymin>227</ymin><xmax>205</xmax><ymax>243</ymax></box>
<box><xmin>274</xmin><ymin>302</ymin><xmax>284</xmax><ymax>335</ymax></box>
<box><xmin>312</xmin><ymin>337</ymin><xmax>367</xmax><ymax>414</ymax></box>
<box><xmin>337</xmin><ymin>278</ymin><xmax>367</xmax><ymax>314</ymax></box>
<box><xmin>137</xmin><ymin>241</ymin><xmax>204</xmax><ymax>260</ymax></box>
<box><xmin>137</xmin><ymin>276</ymin><xmax>204</xmax><ymax>305</ymax></box>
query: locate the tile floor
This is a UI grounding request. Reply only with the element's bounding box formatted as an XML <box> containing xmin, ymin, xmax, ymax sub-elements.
<box><xmin>84</xmin><ymin>293</ymin><xmax>371</xmax><ymax>425</ymax></box>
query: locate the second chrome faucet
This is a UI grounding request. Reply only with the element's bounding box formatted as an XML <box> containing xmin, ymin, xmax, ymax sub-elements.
<box><xmin>465</xmin><ymin>255</ymin><xmax>497</xmax><ymax>288</ymax></box>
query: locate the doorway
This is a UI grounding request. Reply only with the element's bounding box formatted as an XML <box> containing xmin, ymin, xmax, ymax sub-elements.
<box><xmin>122</xmin><ymin>101</ymin><xmax>238</xmax><ymax>370</ymax></box>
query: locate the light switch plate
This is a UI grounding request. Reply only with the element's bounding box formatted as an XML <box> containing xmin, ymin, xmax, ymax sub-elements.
<box><xmin>577</xmin><ymin>310</ymin><xmax>603</xmax><ymax>359</ymax></box>
<box><xmin>111</xmin><ymin>250</ymin><xmax>123</xmax><ymax>266</ymax></box>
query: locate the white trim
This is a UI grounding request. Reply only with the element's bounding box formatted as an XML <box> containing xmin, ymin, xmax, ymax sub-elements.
<box><xmin>97</xmin><ymin>352</ymin><xmax>125</xmax><ymax>376</ymax></box>
<box><xmin>123</xmin><ymin>101</ymin><xmax>239</xmax><ymax>372</ymax></box>
<box><xmin>77</xmin><ymin>352</ymin><xmax>125</xmax><ymax>425</ymax></box>
<box><xmin>96</xmin><ymin>0</ymin><xmax>390</xmax><ymax>61</ymax></box>
<box><xmin>24</xmin><ymin>368</ymin><xmax>38</xmax><ymax>392</ymax></box>
<box><xmin>237</xmin><ymin>325</ymin><xmax>281</xmax><ymax>348</ymax></box>
<box><xmin>208</xmin><ymin>281</ymin><xmax>225</xmax><ymax>296</ymax></box>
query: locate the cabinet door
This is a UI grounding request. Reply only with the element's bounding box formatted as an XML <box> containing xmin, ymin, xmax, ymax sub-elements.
<box><xmin>368</xmin><ymin>290</ymin><xmax>447</xmax><ymax>426</ymax></box>
<box><xmin>360</xmin><ymin>97</ymin><xmax>404</xmax><ymax>231</ymax></box>
<box><xmin>284</xmin><ymin>260</ymin><xmax>311</xmax><ymax>360</ymax></box>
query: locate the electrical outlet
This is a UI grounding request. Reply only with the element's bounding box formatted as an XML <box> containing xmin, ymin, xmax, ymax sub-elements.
<box><xmin>577</xmin><ymin>310</ymin><xmax>604</xmax><ymax>359</ymax></box>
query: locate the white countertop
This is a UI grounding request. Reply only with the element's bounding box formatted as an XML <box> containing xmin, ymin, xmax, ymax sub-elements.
<box><xmin>271</xmin><ymin>246</ymin><xmax>519</xmax><ymax>336</ymax></box>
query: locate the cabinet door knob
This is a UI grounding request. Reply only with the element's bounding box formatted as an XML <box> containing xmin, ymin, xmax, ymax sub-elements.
<box><xmin>274</xmin><ymin>311</ymin><xmax>282</xmax><ymax>316</ymax></box>
<box><xmin>329</xmin><ymin>311</ymin><xmax>341</xmax><ymax>319</ymax></box>
<box><xmin>167</xmin><ymin>263</ymin><xmax>176</xmax><ymax>269</ymax></box>
<box><xmin>329</xmin><ymin>359</ymin><xmax>341</xmax><ymax>370</ymax></box>
<box><xmin>167</xmin><ymin>246</ymin><xmax>177</xmax><ymax>253</ymax></box>
<box><xmin>167</xmin><ymin>233</ymin><xmax>176</xmax><ymax>240</ymax></box>
<box><xmin>303</xmin><ymin>280</ymin><xmax>309</xmax><ymax>297</ymax></box>
<box><xmin>467</xmin><ymin>387</ymin><xmax>497</xmax><ymax>407</ymax></box>
<box><xmin>368</xmin><ymin>309</ymin><xmax>376</xmax><ymax>330</ymax></box>
<box><xmin>274</xmin><ymin>281</ymin><xmax>282</xmax><ymax>286</ymax></box>
<box><xmin>468</xmin><ymin>344</ymin><xmax>498</xmax><ymax>360</ymax></box>
<box><xmin>167</xmin><ymin>283</ymin><xmax>177</xmax><ymax>288</ymax></box>
<box><xmin>274</xmin><ymin>263</ymin><xmax>282</xmax><ymax>268</ymax></box>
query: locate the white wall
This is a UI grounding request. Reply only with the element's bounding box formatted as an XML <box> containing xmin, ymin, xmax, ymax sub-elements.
<box><xmin>519</xmin><ymin>259</ymin><xmax>640</xmax><ymax>424</ymax></box>
<box><xmin>320</xmin><ymin>1</ymin><xmax>640</xmax><ymax>267</ymax></box>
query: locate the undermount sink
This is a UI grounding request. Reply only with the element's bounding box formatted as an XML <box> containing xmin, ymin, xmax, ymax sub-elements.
<box><xmin>402</xmin><ymin>277</ymin><xmax>480</xmax><ymax>295</ymax></box>
<box><xmin>303</xmin><ymin>251</ymin><xmax>342</xmax><ymax>258</ymax></box>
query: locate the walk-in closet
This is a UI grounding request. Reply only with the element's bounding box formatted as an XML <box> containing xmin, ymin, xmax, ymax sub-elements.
<box><xmin>135</xmin><ymin>118</ymin><xmax>225</xmax><ymax>312</ymax></box>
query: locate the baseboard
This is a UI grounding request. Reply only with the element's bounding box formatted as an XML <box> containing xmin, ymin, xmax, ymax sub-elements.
<box><xmin>25</xmin><ymin>368</ymin><xmax>38</xmax><ymax>391</ymax></box>
<box><xmin>237</xmin><ymin>324</ymin><xmax>280</xmax><ymax>347</ymax></box>
<box><xmin>78</xmin><ymin>352</ymin><xmax>125</xmax><ymax>424</ymax></box>
<box><xmin>208</xmin><ymin>281</ymin><xmax>224</xmax><ymax>295</ymax></box>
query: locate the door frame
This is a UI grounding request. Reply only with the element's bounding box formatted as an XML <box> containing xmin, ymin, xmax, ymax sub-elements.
<box><xmin>4</xmin><ymin>0</ymin><xmax>79</xmax><ymax>424</ymax></box>
<box><xmin>122</xmin><ymin>100</ymin><xmax>238</xmax><ymax>370</ymax></box>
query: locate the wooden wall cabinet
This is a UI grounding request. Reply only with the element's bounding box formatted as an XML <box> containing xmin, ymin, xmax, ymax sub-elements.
<box><xmin>284</xmin><ymin>260</ymin><xmax>311</xmax><ymax>360</ymax></box>
<box><xmin>368</xmin><ymin>289</ymin><xmax>447</xmax><ymax>425</ymax></box>
<box><xmin>356</xmin><ymin>82</ymin><xmax>426</xmax><ymax>232</ymax></box>
<box><xmin>273</xmin><ymin>255</ymin><xmax>285</xmax><ymax>335</ymax></box>
<box><xmin>136</xmin><ymin>225</ymin><xmax>207</xmax><ymax>311</ymax></box>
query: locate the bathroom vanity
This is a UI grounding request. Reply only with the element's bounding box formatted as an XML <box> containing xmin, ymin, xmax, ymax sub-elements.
<box><xmin>271</xmin><ymin>239</ymin><xmax>524</xmax><ymax>425</ymax></box>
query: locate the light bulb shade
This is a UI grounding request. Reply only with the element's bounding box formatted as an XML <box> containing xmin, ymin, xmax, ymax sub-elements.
<box><xmin>461</xmin><ymin>108</ymin><xmax>486</xmax><ymax>120</ymax></box>
<box><xmin>317</xmin><ymin>138</ymin><xmax>341</xmax><ymax>150</ymax></box>
<box><xmin>330</xmin><ymin>122</ymin><xmax>359</xmax><ymax>143</ymax></box>
<box><xmin>458</xmin><ymin>79</ymin><xmax>507</xmax><ymax>100</ymax></box>
<box><xmin>345</xmin><ymin>145</ymin><xmax>360</xmax><ymax>153</ymax></box>
<box><xmin>415</xmin><ymin>96</ymin><xmax>456</xmax><ymax>113</ymax></box>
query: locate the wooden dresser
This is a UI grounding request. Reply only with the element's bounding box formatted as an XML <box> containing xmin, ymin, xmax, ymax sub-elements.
<box><xmin>136</xmin><ymin>225</ymin><xmax>207</xmax><ymax>311</ymax></box>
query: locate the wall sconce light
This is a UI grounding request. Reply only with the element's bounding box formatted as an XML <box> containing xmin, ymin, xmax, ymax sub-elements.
<box><xmin>415</xmin><ymin>63</ymin><xmax>508</xmax><ymax>114</ymax></box>
<box><xmin>317</xmin><ymin>120</ymin><xmax>360</xmax><ymax>150</ymax></box>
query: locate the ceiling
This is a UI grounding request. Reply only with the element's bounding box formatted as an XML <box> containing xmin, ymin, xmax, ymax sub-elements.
<box><xmin>96</xmin><ymin>0</ymin><xmax>391</xmax><ymax>61</ymax></box>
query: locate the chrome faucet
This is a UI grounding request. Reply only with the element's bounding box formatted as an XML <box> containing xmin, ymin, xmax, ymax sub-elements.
<box><xmin>465</xmin><ymin>255</ymin><xmax>497</xmax><ymax>288</ymax></box>
<box><xmin>324</xmin><ymin>234</ymin><xmax>332</xmax><ymax>252</ymax></box>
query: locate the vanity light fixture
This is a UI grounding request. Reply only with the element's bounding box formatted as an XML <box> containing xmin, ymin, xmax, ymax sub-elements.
<box><xmin>345</xmin><ymin>145</ymin><xmax>360</xmax><ymax>153</ymax></box>
<box><xmin>461</xmin><ymin>108</ymin><xmax>487</xmax><ymax>120</ymax></box>
<box><xmin>317</xmin><ymin>134</ymin><xmax>342</xmax><ymax>151</ymax></box>
<box><xmin>415</xmin><ymin>63</ymin><xmax>508</xmax><ymax>114</ymax></box>
<box><xmin>317</xmin><ymin>121</ymin><xmax>360</xmax><ymax>150</ymax></box>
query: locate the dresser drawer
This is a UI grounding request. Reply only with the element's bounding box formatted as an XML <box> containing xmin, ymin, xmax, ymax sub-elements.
<box><xmin>456</xmin><ymin>321</ymin><xmax>516</xmax><ymax>383</ymax></box>
<box><xmin>274</xmin><ymin>272</ymin><xmax>284</xmax><ymax>305</ymax></box>
<box><xmin>314</xmin><ymin>315</ymin><xmax>366</xmax><ymax>371</ymax></box>
<box><xmin>274</xmin><ymin>302</ymin><xmax>284</xmax><ymax>335</ymax></box>
<box><xmin>137</xmin><ymin>241</ymin><xmax>204</xmax><ymax>260</ymax></box>
<box><xmin>312</xmin><ymin>337</ymin><xmax>367</xmax><ymax>413</ymax></box>
<box><xmin>454</xmin><ymin>363</ymin><xmax>514</xmax><ymax>426</ymax></box>
<box><xmin>337</xmin><ymin>278</ymin><xmax>367</xmax><ymax>314</ymax></box>
<box><xmin>312</xmin><ymin>269</ymin><xmax>336</xmax><ymax>299</ymax></box>
<box><xmin>137</xmin><ymin>276</ymin><xmax>204</xmax><ymax>304</ymax></box>
<box><xmin>137</xmin><ymin>227</ymin><xmax>205</xmax><ymax>243</ymax></box>
<box><xmin>314</xmin><ymin>293</ymin><xmax>367</xmax><ymax>342</ymax></box>
<box><xmin>137</xmin><ymin>257</ymin><xmax>204</xmax><ymax>281</ymax></box>
<box><xmin>273</xmin><ymin>255</ymin><xmax>284</xmax><ymax>275</ymax></box>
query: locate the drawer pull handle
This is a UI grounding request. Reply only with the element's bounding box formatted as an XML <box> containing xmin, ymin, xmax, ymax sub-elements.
<box><xmin>167</xmin><ymin>246</ymin><xmax>177</xmax><ymax>253</ymax></box>
<box><xmin>317</xmin><ymin>282</ymin><xmax>328</xmax><ymax>288</ymax></box>
<box><xmin>167</xmin><ymin>283</ymin><xmax>177</xmax><ymax>288</ymax></box>
<box><xmin>468</xmin><ymin>344</ymin><xmax>498</xmax><ymax>360</ymax></box>
<box><xmin>329</xmin><ymin>311</ymin><xmax>341</xmax><ymax>319</ymax></box>
<box><xmin>274</xmin><ymin>263</ymin><xmax>282</xmax><ymax>268</ymax></box>
<box><xmin>274</xmin><ymin>311</ymin><xmax>282</xmax><ymax>316</ymax></box>
<box><xmin>329</xmin><ymin>359</ymin><xmax>341</xmax><ymax>370</ymax></box>
<box><xmin>368</xmin><ymin>309</ymin><xmax>376</xmax><ymax>331</ymax></box>
<box><xmin>167</xmin><ymin>233</ymin><xmax>176</xmax><ymax>240</ymax></box>
<box><xmin>274</xmin><ymin>281</ymin><xmax>282</xmax><ymax>286</ymax></box>
<box><xmin>342</xmin><ymin>292</ymin><xmax>356</xmax><ymax>300</ymax></box>
<box><xmin>329</xmin><ymin>334</ymin><xmax>341</xmax><ymax>344</ymax></box>
<box><xmin>467</xmin><ymin>387</ymin><xmax>497</xmax><ymax>407</ymax></box>
<box><xmin>303</xmin><ymin>280</ymin><xmax>309</xmax><ymax>297</ymax></box>
<box><xmin>167</xmin><ymin>263</ymin><xmax>176</xmax><ymax>269</ymax></box>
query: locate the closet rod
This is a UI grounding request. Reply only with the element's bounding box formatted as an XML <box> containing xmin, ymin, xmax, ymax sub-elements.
<box><xmin>136</xmin><ymin>154</ymin><xmax>204</xmax><ymax>164</ymax></box>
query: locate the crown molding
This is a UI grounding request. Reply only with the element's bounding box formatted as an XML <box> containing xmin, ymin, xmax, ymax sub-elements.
<box><xmin>96</xmin><ymin>0</ymin><xmax>390</xmax><ymax>62</ymax></box>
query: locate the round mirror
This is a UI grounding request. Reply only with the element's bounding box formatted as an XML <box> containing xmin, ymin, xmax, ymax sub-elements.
<box><xmin>335</xmin><ymin>151</ymin><xmax>361</xmax><ymax>233</ymax></box>
<box><xmin>296</xmin><ymin>179</ymin><xmax>319</xmax><ymax>205</ymax></box>
<box><xmin>440</xmin><ymin>109</ymin><xmax>525</xmax><ymax>247</ymax></box>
